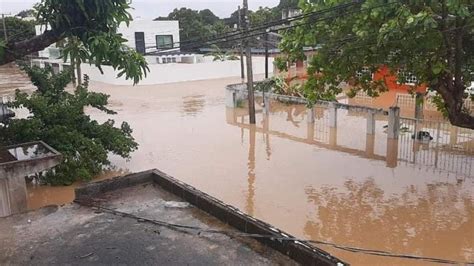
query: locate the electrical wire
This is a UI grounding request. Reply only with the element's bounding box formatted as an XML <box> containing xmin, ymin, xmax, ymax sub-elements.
<box><xmin>74</xmin><ymin>199</ymin><xmax>474</xmax><ymax>265</ymax></box>
<box><xmin>144</xmin><ymin>1</ymin><xmax>401</xmax><ymax>55</ymax></box>
<box><xmin>146</xmin><ymin>1</ymin><xmax>364</xmax><ymax>52</ymax></box>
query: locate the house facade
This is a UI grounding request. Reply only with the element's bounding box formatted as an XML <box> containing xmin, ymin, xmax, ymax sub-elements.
<box><xmin>36</xmin><ymin>19</ymin><xmax>180</xmax><ymax>59</ymax></box>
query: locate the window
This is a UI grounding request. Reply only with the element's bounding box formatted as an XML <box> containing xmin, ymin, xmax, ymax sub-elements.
<box><xmin>156</xmin><ymin>35</ymin><xmax>173</xmax><ymax>49</ymax></box>
<box><xmin>397</xmin><ymin>69</ymin><xmax>418</xmax><ymax>85</ymax></box>
<box><xmin>135</xmin><ymin>32</ymin><xmax>145</xmax><ymax>54</ymax></box>
<box><xmin>356</xmin><ymin>66</ymin><xmax>373</xmax><ymax>80</ymax></box>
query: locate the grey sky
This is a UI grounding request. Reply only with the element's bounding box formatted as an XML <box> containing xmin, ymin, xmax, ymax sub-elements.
<box><xmin>0</xmin><ymin>0</ymin><xmax>280</xmax><ymax>19</ymax></box>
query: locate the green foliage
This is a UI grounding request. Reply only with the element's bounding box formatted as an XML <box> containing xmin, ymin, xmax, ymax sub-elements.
<box><xmin>209</xmin><ymin>44</ymin><xmax>239</xmax><ymax>61</ymax></box>
<box><xmin>279</xmin><ymin>0</ymin><xmax>474</xmax><ymax>128</ymax></box>
<box><xmin>274</xmin><ymin>57</ymin><xmax>289</xmax><ymax>72</ymax></box>
<box><xmin>0</xmin><ymin>16</ymin><xmax>36</xmax><ymax>43</ymax></box>
<box><xmin>156</xmin><ymin>8</ymin><xmax>232</xmax><ymax>48</ymax></box>
<box><xmin>2</xmin><ymin>0</ymin><xmax>149</xmax><ymax>85</ymax></box>
<box><xmin>277</xmin><ymin>0</ymin><xmax>300</xmax><ymax>9</ymax></box>
<box><xmin>249</xmin><ymin>7</ymin><xmax>281</xmax><ymax>26</ymax></box>
<box><xmin>16</xmin><ymin>9</ymin><xmax>36</xmax><ymax>18</ymax></box>
<box><xmin>0</xmin><ymin>66</ymin><xmax>138</xmax><ymax>185</ymax></box>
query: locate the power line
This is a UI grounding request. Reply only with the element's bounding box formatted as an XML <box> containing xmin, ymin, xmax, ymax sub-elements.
<box><xmin>75</xmin><ymin>199</ymin><xmax>473</xmax><ymax>265</ymax></box>
<box><xmin>145</xmin><ymin>1</ymin><xmax>399</xmax><ymax>54</ymax></box>
<box><xmin>148</xmin><ymin>1</ymin><xmax>363</xmax><ymax>51</ymax></box>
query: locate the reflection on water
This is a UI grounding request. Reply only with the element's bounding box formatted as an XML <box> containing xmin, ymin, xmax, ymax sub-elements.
<box><xmin>27</xmin><ymin>77</ymin><xmax>473</xmax><ymax>265</ymax></box>
<box><xmin>9</xmin><ymin>144</ymin><xmax>53</xmax><ymax>161</ymax></box>
<box><xmin>0</xmin><ymin>144</ymin><xmax>54</xmax><ymax>164</ymax></box>
<box><xmin>304</xmin><ymin>179</ymin><xmax>474</xmax><ymax>265</ymax></box>
<box><xmin>229</xmin><ymin>102</ymin><xmax>473</xmax><ymax>264</ymax></box>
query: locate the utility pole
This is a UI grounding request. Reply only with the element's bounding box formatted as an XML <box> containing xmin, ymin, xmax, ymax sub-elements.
<box><xmin>243</xmin><ymin>0</ymin><xmax>256</xmax><ymax>124</ymax></box>
<box><xmin>1</xmin><ymin>13</ymin><xmax>11</xmax><ymax>42</ymax></box>
<box><xmin>237</xmin><ymin>6</ymin><xmax>245</xmax><ymax>81</ymax></box>
<box><xmin>264</xmin><ymin>30</ymin><xmax>269</xmax><ymax>79</ymax></box>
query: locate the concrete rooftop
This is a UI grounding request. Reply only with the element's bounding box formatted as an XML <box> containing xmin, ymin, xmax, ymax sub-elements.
<box><xmin>0</xmin><ymin>181</ymin><xmax>297</xmax><ymax>265</ymax></box>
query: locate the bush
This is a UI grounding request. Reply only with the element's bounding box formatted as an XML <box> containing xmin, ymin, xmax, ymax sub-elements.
<box><xmin>0</xmin><ymin>65</ymin><xmax>138</xmax><ymax>185</ymax></box>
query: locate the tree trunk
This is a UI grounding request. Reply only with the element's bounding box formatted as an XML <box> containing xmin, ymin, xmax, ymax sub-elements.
<box><xmin>1</xmin><ymin>30</ymin><xmax>64</xmax><ymax>65</ymax></box>
<box><xmin>436</xmin><ymin>80</ymin><xmax>474</xmax><ymax>129</ymax></box>
<box><xmin>71</xmin><ymin>57</ymin><xmax>76</xmax><ymax>86</ymax></box>
<box><xmin>76</xmin><ymin>60</ymin><xmax>82</xmax><ymax>86</ymax></box>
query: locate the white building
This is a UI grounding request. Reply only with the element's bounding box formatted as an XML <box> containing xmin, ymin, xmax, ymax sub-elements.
<box><xmin>118</xmin><ymin>20</ymin><xmax>180</xmax><ymax>54</ymax></box>
<box><xmin>35</xmin><ymin>19</ymin><xmax>180</xmax><ymax>59</ymax></box>
<box><xmin>32</xmin><ymin>19</ymin><xmax>273</xmax><ymax>85</ymax></box>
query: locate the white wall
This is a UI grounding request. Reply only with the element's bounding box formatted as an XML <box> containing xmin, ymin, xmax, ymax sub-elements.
<box><xmin>118</xmin><ymin>20</ymin><xmax>180</xmax><ymax>51</ymax></box>
<box><xmin>35</xmin><ymin>25</ymin><xmax>55</xmax><ymax>58</ymax></box>
<box><xmin>35</xmin><ymin>19</ymin><xmax>180</xmax><ymax>58</ymax></box>
<box><xmin>81</xmin><ymin>57</ymin><xmax>274</xmax><ymax>85</ymax></box>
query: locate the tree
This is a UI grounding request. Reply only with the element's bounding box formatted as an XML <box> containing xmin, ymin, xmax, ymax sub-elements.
<box><xmin>0</xmin><ymin>0</ymin><xmax>148</xmax><ymax>84</ymax></box>
<box><xmin>0</xmin><ymin>16</ymin><xmax>36</xmax><ymax>43</ymax></box>
<box><xmin>0</xmin><ymin>66</ymin><xmax>138</xmax><ymax>185</ymax></box>
<box><xmin>279</xmin><ymin>0</ymin><xmax>474</xmax><ymax>129</ymax></box>
<box><xmin>249</xmin><ymin>7</ymin><xmax>281</xmax><ymax>26</ymax></box>
<box><xmin>199</xmin><ymin>9</ymin><xmax>220</xmax><ymax>25</ymax></box>
<box><xmin>278</xmin><ymin>0</ymin><xmax>300</xmax><ymax>10</ymax></box>
<box><xmin>16</xmin><ymin>9</ymin><xmax>36</xmax><ymax>19</ymax></box>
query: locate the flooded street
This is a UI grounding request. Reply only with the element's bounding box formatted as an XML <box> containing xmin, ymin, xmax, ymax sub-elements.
<box><xmin>80</xmin><ymin>77</ymin><xmax>474</xmax><ymax>265</ymax></box>
<box><xmin>1</xmin><ymin>62</ymin><xmax>472</xmax><ymax>264</ymax></box>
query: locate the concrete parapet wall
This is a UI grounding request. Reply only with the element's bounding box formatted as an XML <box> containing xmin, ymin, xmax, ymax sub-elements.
<box><xmin>75</xmin><ymin>169</ymin><xmax>346</xmax><ymax>266</ymax></box>
<box><xmin>81</xmin><ymin>57</ymin><xmax>273</xmax><ymax>85</ymax></box>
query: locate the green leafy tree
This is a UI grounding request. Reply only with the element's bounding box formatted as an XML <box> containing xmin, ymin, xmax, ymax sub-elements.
<box><xmin>249</xmin><ymin>7</ymin><xmax>281</xmax><ymax>26</ymax></box>
<box><xmin>157</xmin><ymin>8</ymin><xmax>211</xmax><ymax>45</ymax></box>
<box><xmin>199</xmin><ymin>9</ymin><xmax>220</xmax><ymax>25</ymax></box>
<box><xmin>279</xmin><ymin>0</ymin><xmax>474</xmax><ymax>129</ymax></box>
<box><xmin>0</xmin><ymin>0</ymin><xmax>149</xmax><ymax>84</ymax></box>
<box><xmin>0</xmin><ymin>17</ymin><xmax>36</xmax><ymax>43</ymax></box>
<box><xmin>277</xmin><ymin>0</ymin><xmax>300</xmax><ymax>9</ymax></box>
<box><xmin>0</xmin><ymin>66</ymin><xmax>138</xmax><ymax>185</ymax></box>
<box><xmin>16</xmin><ymin>9</ymin><xmax>36</xmax><ymax>19</ymax></box>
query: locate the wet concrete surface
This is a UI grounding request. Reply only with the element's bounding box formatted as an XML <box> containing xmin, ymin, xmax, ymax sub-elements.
<box><xmin>1</xmin><ymin>64</ymin><xmax>473</xmax><ymax>265</ymax></box>
<box><xmin>0</xmin><ymin>183</ymin><xmax>296</xmax><ymax>265</ymax></box>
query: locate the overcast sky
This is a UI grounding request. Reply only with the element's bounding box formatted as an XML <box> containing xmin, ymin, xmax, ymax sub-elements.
<box><xmin>0</xmin><ymin>0</ymin><xmax>280</xmax><ymax>19</ymax></box>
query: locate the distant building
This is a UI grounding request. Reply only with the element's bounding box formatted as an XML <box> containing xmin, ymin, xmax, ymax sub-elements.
<box><xmin>35</xmin><ymin>19</ymin><xmax>180</xmax><ymax>60</ymax></box>
<box><xmin>281</xmin><ymin>8</ymin><xmax>301</xmax><ymax>20</ymax></box>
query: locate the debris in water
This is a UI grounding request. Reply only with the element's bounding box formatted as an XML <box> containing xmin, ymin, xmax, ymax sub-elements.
<box><xmin>164</xmin><ymin>201</ymin><xmax>190</xmax><ymax>208</ymax></box>
<box><xmin>77</xmin><ymin>252</ymin><xmax>94</xmax><ymax>259</ymax></box>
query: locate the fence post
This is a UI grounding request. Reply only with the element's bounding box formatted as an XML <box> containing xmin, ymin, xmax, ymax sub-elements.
<box><xmin>415</xmin><ymin>92</ymin><xmax>424</xmax><ymax>120</ymax></box>
<box><xmin>387</xmin><ymin>107</ymin><xmax>400</xmax><ymax>139</ymax></box>
<box><xmin>367</xmin><ymin>109</ymin><xmax>376</xmax><ymax>135</ymax></box>
<box><xmin>225</xmin><ymin>89</ymin><xmax>236</xmax><ymax>108</ymax></box>
<box><xmin>263</xmin><ymin>94</ymin><xmax>270</xmax><ymax>115</ymax></box>
<box><xmin>329</xmin><ymin>102</ymin><xmax>337</xmax><ymax>128</ymax></box>
<box><xmin>307</xmin><ymin>106</ymin><xmax>315</xmax><ymax>123</ymax></box>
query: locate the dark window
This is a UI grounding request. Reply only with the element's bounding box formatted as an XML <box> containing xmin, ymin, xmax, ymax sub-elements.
<box><xmin>135</xmin><ymin>32</ymin><xmax>145</xmax><ymax>54</ymax></box>
<box><xmin>156</xmin><ymin>35</ymin><xmax>173</xmax><ymax>49</ymax></box>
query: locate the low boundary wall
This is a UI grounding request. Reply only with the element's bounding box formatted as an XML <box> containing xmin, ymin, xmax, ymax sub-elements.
<box><xmin>75</xmin><ymin>169</ymin><xmax>346</xmax><ymax>266</ymax></box>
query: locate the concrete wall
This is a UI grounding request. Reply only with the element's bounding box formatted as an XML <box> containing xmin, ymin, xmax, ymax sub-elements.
<box><xmin>82</xmin><ymin>57</ymin><xmax>274</xmax><ymax>85</ymax></box>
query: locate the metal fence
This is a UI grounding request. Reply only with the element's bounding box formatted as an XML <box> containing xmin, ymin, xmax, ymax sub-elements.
<box><xmin>397</xmin><ymin>93</ymin><xmax>474</xmax><ymax>114</ymax></box>
<box><xmin>398</xmin><ymin>117</ymin><xmax>473</xmax><ymax>177</ymax></box>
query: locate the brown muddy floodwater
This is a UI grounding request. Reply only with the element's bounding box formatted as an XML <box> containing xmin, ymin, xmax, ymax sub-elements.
<box><xmin>20</xmin><ymin>75</ymin><xmax>474</xmax><ymax>265</ymax></box>
<box><xmin>78</xmin><ymin>77</ymin><xmax>474</xmax><ymax>265</ymax></box>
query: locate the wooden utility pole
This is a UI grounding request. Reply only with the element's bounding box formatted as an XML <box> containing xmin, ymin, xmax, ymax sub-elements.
<box><xmin>237</xmin><ymin>6</ymin><xmax>245</xmax><ymax>80</ymax></box>
<box><xmin>1</xmin><ymin>13</ymin><xmax>11</xmax><ymax>42</ymax></box>
<box><xmin>264</xmin><ymin>30</ymin><xmax>269</xmax><ymax>79</ymax></box>
<box><xmin>243</xmin><ymin>0</ymin><xmax>256</xmax><ymax>124</ymax></box>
